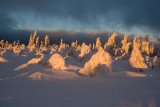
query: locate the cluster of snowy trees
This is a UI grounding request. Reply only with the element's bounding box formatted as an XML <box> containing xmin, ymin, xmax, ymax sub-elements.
<box><xmin>0</xmin><ymin>31</ymin><xmax>160</xmax><ymax>76</ymax></box>
<box><xmin>0</xmin><ymin>39</ymin><xmax>25</xmax><ymax>55</ymax></box>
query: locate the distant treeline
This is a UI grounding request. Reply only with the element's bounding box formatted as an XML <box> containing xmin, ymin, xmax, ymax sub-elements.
<box><xmin>0</xmin><ymin>30</ymin><xmax>124</xmax><ymax>45</ymax></box>
<box><xmin>0</xmin><ymin>30</ymin><xmax>160</xmax><ymax>47</ymax></box>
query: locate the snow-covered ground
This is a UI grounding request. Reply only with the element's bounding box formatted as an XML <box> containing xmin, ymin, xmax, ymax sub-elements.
<box><xmin>0</xmin><ymin>52</ymin><xmax>160</xmax><ymax>107</ymax></box>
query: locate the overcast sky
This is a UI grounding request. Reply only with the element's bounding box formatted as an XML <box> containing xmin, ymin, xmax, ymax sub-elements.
<box><xmin>0</xmin><ymin>0</ymin><xmax>160</xmax><ymax>35</ymax></box>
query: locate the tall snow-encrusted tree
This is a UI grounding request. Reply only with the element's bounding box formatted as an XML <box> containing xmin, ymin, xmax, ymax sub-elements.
<box><xmin>79</xmin><ymin>47</ymin><xmax>112</xmax><ymax>76</ymax></box>
<box><xmin>28</xmin><ymin>32</ymin><xmax>37</xmax><ymax>52</ymax></box>
<box><xmin>36</xmin><ymin>36</ymin><xmax>39</xmax><ymax>47</ymax></box>
<box><xmin>44</xmin><ymin>35</ymin><xmax>50</xmax><ymax>47</ymax></box>
<box><xmin>79</xmin><ymin>42</ymin><xmax>91</xmax><ymax>59</ymax></box>
<box><xmin>60</xmin><ymin>38</ymin><xmax>63</xmax><ymax>46</ymax></box>
<box><xmin>129</xmin><ymin>45</ymin><xmax>148</xmax><ymax>71</ymax></box>
<box><xmin>121</xmin><ymin>34</ymin><xmax>129</xmax><ymax>53</ymax></box>
<box><xmin>32</xmin><ymin>30</ymin><xmax>37</xmax><ymax>43</ymax></box>
<box><xmin>40</xmin><ymin>41</ymin><xmax>44</xmax><ymax>49</ymax></box>
<box><xmin>133</xmin><ymin>37</ymin><xmax>141</xmax><ymax>50</ymax></box>
<box><xmin>28</xmin><ymin>33</ymin><xmax>33</xmax><ymax>47</ymax></box>
<box><xmin>96</xmin><ymin>37</ymin><xmax>101</xmax><ymax>50</ymax></box>
<box><xmin>149</xmin><ymin>40</ymin><xmax>155</xmax><ymax>55</ymax></box>
<box><xmin>105</xmin><ymin>32</ymin><xmax>117</xmax><ymax>48</ymax></box>
<box><xmin>141</xmin><ymin>34</ymin><xmax>149</xmax><ymax>55</ymax></box>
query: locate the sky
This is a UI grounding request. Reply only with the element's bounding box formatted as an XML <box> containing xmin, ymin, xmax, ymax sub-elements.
<box><xmin>0</xmin><ymin>0</ymin><xmax>160</xmax><ymax>36</ymax></box>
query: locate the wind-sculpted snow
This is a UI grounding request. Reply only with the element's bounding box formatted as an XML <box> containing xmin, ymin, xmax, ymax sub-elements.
<box><xmin>0</xmin><ymin>56</ymin><xmax>8</xmax><ymax>62</ymax></box>
<box><xmin>27</xmin><ymin>54</ymin><xmax>44</xmax><ymax>64</ymax></box>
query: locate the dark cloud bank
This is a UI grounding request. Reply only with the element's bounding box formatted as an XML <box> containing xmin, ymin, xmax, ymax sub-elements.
<box><xmin>0</xmin><ymin>0</ymin><xmax>160</xmax><ymax>43</ymax></box>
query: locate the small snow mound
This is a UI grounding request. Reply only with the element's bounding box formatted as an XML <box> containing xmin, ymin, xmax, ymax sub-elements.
<box><xmin>28</xmin><ymin>72</ymin><xmax>43</xmax><ymax>80</ymax></box>
<box><xmin>14</xmin><ymin>63</ymin><xmax>29</xmax><ymax>71</ymax></box>
<box><xmin>126</xmin><ymin>72</ymin><xmax>147</xmax><ymax>77</ymax></box>
<box><xmin>49</xmin><ymin>53</ymin><xmax>66</xmax><ymax>70</ymax></box>
<box><xmin>27</xmin><ymin>55</ymin><xmax>44</xmax><ymax>64</ymax></box>
<box><xmin>28</xmin><ymin>71</ymin><xmax>77</xmax><ymax>80</ymax></box>
<box><xmin>109</xmin><ymin>71</ymin><xmax>147</xmax><ymax>78</ymax></box>
<box><xmin>0</xmin><ymin>56</ymin><xmax>8</xmax><ymax>62</ymax></box>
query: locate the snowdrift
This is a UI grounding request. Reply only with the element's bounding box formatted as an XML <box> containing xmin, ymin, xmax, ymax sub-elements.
<box><xmin>28</xmin><ymin>55</ymin><xmax>44</xmax><ymax>64</ymax></box>
<box><xmin>0</xmin><ymin>56</ymin><xmax>8</xmax><ymax>62</ymax></box>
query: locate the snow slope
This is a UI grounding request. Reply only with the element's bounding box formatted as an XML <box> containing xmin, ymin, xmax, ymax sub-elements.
<box><xmin>0</xmin><ymin>53</ymin><xmax>160</xmax><ymax>107</ymax></box>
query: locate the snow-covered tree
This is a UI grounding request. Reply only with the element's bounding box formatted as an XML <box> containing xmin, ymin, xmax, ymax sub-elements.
<box><xmin>96</xmin><ymin>37</ymin><xmax>101</xmax><ymax>50</ymax></box>
<box><xmin>141</xmin><ymin>40</ymin><xmax>149</xmax><ymax>55</ymax></box>
<box><xmin>149</xmin><ymin>41</ymin><xmax>154</xmax><ymax>55</ymax></box>
<box><xmin>71</xmin><ymin>40</ymin><xmax>78</xmax><ymax>48</ymax></box>
<box><xmin>79</xmin><ymin>42</ymin><xmax>91</xmax><ymax>59</ymax></box>
<box><xmin>141</xmin><ymin>34</ymin><xmax>149</xmax><ymax>55</ymax></box>
<box><xmin>28</xmin><ymin>34</ymin><xmax>33</xmax><ymax>47</ymax></box>
<box><xmin>92</xmin><ymin>43</ymin><xmax>95</xmax><ymax>50</ymax></box>
<box><xmin>79</xmin><ymin>47</ymin><xmax>112</xmax><ymax>77</ymax></box>
<box><xmin>44</xmin><ymin>35</ymin><xmax>50</xmax><ymax>47</ymax></box>
<box><xmin>104</xmin><ymin>32</ymin><xmax>117</xmax><ymax>55</ymax></box>
<box><xmin>121</xmin><ymin>34</ymin><xmax>129</xmax><ymax>53</ymax></box>
<box><xmin>36</xmin><ymin>36</ymin><xmax>39</xmax><ymax>47</ymax></box>
<box><xmin>58</xmin><ymin>38</ymin><xmax>65</xmax><ymax>52</ymax></box>
<box><xmin>129</xmin><ymin>46</ymin><xmax>148</xmax><ymax>71</ymax></box>
<box><xmin>106</xmin><ymin>32</ymin><xmax>117</xmax><ymax>47</ymax></box>
<box><xmin>32</xmin><ymin>30</ymin><xmax>37</xmax><ymax>43</ymax></box>
<box><xmin>13</xmin><ymin>45</ymin><xmax>21</xmax><ymax>55</ymax></box>
<box><xmin>12</xmin><ymin>41</ymin><xmax>16</xmax><ymax>47</ymax></box>
<box><xmin>133</xmin><ymin>37</ymin><xmax>141</xmax><ymax>50</ymax></box>
<box><xmin>0</xmin><ymin>40</ymin><xmax>5</xmax><ymax>48</ymax></box>
<box><xmin>49</xmin><ymin>53</ymin><xmax>66</xmax><ymax>70</ymax></box>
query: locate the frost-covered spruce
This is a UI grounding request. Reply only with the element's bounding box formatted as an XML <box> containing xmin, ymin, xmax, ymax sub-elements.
<box><xmin>49</xmin><ymin>53</ymin><xmax>66</xmax><ymax>70</ymax></box>
<box><xmin>104</xmin><ymin>32</ymin><xmax>117</xmax><ymax>55</ymax></box>
<box><xmin>129</xmin><ymin>46</ymin><xmax>148</xmax><ymax>71</ymax></box>
<box><xmin>44</xmin><ymin>34</ymin><xmax>50</xmax><ymax>47</ymax></box>
<box><xmin>0</xmin><ymin>48</ymin><xmax>6</xmax><ymax>56</ymax></box>
<box><xmin>133</xmin><ymin>37</ymin><xmax>141</xmax><ymax>50</ymax></box>
<box><xmin>121</xmin><ymin>34</ymin><xmax>131</xmax><ymax>53</ymax></box>
<box><xmin>58</xmin><ymin>38</ymin><xmax>65</xmax><ymax>52</ymax></box>
<box><xmin>106</xmin><ymin>32</ymin><xmax>117</xmax><ymax>48</ymax></box>
<box><xmin>121</xmin><ymin>34</ymin><xmax>128</xmax><ymax>49</ymax></box>
<box><xmin>28</xmin><ymin>31</ymin><xmax>37</xmax><ymax>52</ymax></box>
<box><xmin>141</xmin><ymin>40</ymin><xmax>149</xmax><ymax>55</ymax></box>
<box><xmin>149</xmin><ymin>42</ymin><xmax>155</xmax><ymax>55</ymax></box>
<box><xmin>79</xmin><ymin>43</ymin><xmax>91</xmax><ymax>59</ymax></box>
<box><xmin>35</xmin><ymin>36</ymin><xmax>39</xmax><ymax>47</ymax></box>
<box><xmin>79</xmin><ymin>47</ymin><xmax>112</xmax><ymax>76</ymax></box>
<box><xmin>35</xmin><ymin>48</ymin><xmax>42</xmax><ymax>55</ymax></box>
<box><xmin>13</xmin><ymin>45</ymin><xmax>21</xmax><ymax>55</ymax></box>
<box><xmin>95</xmin><ymin>37</ymin><xmax>101</xmax><ymax>50</ymax></box>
